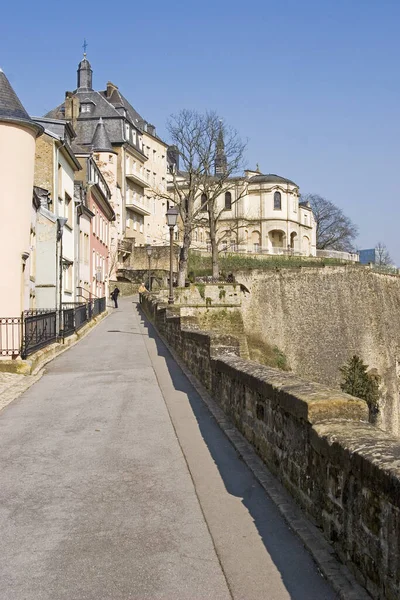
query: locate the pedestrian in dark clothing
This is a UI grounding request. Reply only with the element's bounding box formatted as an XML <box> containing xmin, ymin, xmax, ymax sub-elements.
<box><xmin>111</xmin><ymin>286</ymin><xmax>120</xmax><ymax>308</ymax></box>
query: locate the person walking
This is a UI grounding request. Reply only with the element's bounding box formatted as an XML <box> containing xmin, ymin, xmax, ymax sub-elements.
<box><xmin>138</xmin><ymin>282</ymin><xmax>148</xmax><ymax>304</ymax></box>
<box><xmin>111</xmin><ymin>286</ymin><xmax>120</xmax><ymax>308</ymax></box>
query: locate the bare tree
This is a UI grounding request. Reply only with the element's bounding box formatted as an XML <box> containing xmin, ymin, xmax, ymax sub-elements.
<box><xmin>302</xmin><ymin>193</ymin><xmax>358</xmax><ymax>251</ymax></box>
<box><xmin>165</xmin><ymin>110</ymin><xmax>246</xmax><ymax>285</ymax></box>
<box><xmin>375</xmin><ymin>242</ymin><xmax>393</xmax><ymax>266</ymax></box>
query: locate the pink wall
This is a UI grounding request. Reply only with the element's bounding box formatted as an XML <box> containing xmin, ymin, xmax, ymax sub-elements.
<box><xmin>89</xmin><ymin>191</ymin><xmax>110</xmax><ymax>298</ymax></box>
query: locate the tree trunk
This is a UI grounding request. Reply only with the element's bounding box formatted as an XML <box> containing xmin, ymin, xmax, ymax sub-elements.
<box><xmin>208</xmin><ymin>207</ymin><xmax>219</xmax><ymax>279</ymax></box>
<box><xmin>178</xmin><ymin>227</ymin><xmax>191</xmax><ymax>287</ymax></box>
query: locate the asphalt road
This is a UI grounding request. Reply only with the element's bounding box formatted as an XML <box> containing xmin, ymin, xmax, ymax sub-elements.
<box><xmin>0</xmin><ymin>297</ymin><xmax>337</xmax><ymax>599</ymax></box>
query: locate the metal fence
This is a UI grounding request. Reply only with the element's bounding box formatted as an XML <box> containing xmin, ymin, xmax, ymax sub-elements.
<box><xmin>22</xmin><ymin>310</ymin><xmax>57</xmax><ymax>358</ymax></box>
<box><xmin>0</xmin><ymin>317</ymin><xmax>22</xmax><ymax>357</ymax></box>
<box><xmin>0</xmin><ymin>297</ymin><xmax>106</xmax><ymax>359</ymax></box>
<box><xmin>61</xmin><ymin>297</ymin><xmax>106</xmax><ymax>339</ymax></box>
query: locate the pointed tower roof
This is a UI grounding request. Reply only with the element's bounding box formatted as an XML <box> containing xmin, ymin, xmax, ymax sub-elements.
<box><xmin>0</xmin><ymin>68</ymin><xmax>43</xmax><ymax>136</ymax></box>
<box><xmin>215</xmin><ymin>121</ymin><xmax>227</xmax><ymax>176</ymax></box>
<box><xmin>77</xmin><ymin>53</ymin><xmax>93</xmax><ymax>91</ymax></box>
<box><xmin>91</xmin><ymin>117</ymin><xmax>114</xmax><ymax>152</ymax></box>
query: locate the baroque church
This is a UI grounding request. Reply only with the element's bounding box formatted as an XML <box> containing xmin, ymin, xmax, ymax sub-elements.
<box><xmin>168</xmin><ymin>127</ymin><xmax>317</xmax><ymax>256</ymax></box>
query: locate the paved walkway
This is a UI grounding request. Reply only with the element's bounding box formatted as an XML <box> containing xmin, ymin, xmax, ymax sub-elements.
<box><xmin>0</xmin><ymin>297</ymin><xmax>337</xmax><ymax>599</ymax></box>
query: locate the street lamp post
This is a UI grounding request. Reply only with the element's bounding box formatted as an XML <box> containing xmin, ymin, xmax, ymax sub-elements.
<box><xmin>166</xmin><ymin>207</ymin><xmax>179</xmax><ymax>304</ymax></box>
<box><xmin>146</xmin><ymin>245</ymin><xmax>152</xmax><ymax>291</ymax></box>
<box><xmin>57</xmin><ymin>217</ymin><xmax>68</xmax><ymax>334</ymax></box>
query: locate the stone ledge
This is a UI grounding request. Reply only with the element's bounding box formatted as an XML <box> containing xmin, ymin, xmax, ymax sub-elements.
<box><xmin>0</xmin><ymin>310</ymin><xmax>110</xmax><ymax>375</ymax></box>
<box><xmin>313</xmin><ymin>421</ymin><xmax>400</xmax><ymax>501</ymax></box>
<box><xmin>213</xmin><ymin>355</ymin><xmax>369</xmax><ymax>424</ymax></box>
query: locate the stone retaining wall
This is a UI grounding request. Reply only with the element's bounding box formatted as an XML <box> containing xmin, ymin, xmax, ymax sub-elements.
<box><xmin>142</xmin><ymin>293</ymin><xmax>400</xmax><ymax>600</ymax></box>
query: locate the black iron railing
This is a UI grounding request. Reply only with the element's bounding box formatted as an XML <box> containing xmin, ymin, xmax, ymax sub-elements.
<box><xmin>0</xmin><ymin>297</ymin><xmax>107</xmax><ymax>359</ymax></box>
<box><xmin>0</xmin><ymin>317</ymin><xmax>22</xmax><ymax>357</ymax></box>
<box><xmin>61</xmin><ymin>307</ymin><xmax>75</xmax><ymax>338</ymax></box>
<box><xmin>61</xmin><ymin>297</ymin><xmax>106</xmax><ymax>339</ymax></box>
<box><xmin>92</xmin><ymin>298</ymin><xmax>101</xmax><ymax>318</ymax></box>
<box><xmin>22</xmin><ymin>310</ymin><xmax>57</xmax><ymax>358</ymax></box>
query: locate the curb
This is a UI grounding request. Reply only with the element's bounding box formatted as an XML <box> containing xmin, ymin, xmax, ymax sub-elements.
<box><xmin>143</xmin><ymin>311</ymin><xmax>372</xmax><ymax>600</ymax></box>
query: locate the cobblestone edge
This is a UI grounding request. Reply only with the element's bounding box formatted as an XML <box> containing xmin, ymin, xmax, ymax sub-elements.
<box><xmin>150</xmin><ymin>321</ymin><xmax>372</xmax><ymax>600</ymax></box>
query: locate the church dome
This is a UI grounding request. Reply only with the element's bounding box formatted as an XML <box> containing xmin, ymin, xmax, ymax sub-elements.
<box><xmin>249</xmin><ymin>174</ymin><xmax>298</xmax><ymax>186</ymax></box>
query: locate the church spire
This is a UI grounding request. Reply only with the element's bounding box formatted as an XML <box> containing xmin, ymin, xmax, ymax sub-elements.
<box><xmin>77</xmin><ymin>46</ymin><xmax>93</xmax><ymax>91</ymax></box>
<box><xmin>215</xmin><ymin>121</ymin><xmax>227</xmax><ymax>176</ymax></box>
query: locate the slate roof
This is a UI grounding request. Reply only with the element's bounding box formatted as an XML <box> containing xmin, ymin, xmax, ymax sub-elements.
<box><xmin>91</xmin><ymin>117</ymin><xmax>114</xmax><ymax>152</ymax></box>
<box><xmin>248</xmin><ymin>173</ymin><xmax>298</xmax><ymax>187</ymax></box>
<box><xmin>0</xmin><ymin>69</ymin><xmax>43</xmax><ymax>135</ymax></box>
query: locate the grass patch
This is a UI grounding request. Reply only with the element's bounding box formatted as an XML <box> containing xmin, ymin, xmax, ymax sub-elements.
<box><xmin>188</xmin><ymin>251</ymin><xmax>356</xmax><ymax>277</ymax></box>
<box><xmin>247</xmin><ymin>334</ymin><xmax>290</xmax><ymax>371</ymax></box>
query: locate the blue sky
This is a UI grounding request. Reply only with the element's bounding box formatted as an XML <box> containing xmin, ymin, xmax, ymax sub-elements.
<box><xmin>2</xmin><ymin>0</ymin><xmax>399</xmax><ymax>262</ymax></box>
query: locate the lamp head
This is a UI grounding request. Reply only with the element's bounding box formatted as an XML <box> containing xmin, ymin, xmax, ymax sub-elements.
<box><xmin>146</xmin><ymin>245</ymin><xmax>153</xmax><ymax>257</ymax></box>
<box><xmin>166</xmin><ymin>206</ymin><xmax>179</xmax><ymax>228</ymax></box>
<box><xmin>57</xmin><ymin>216</ymin><xmax>68</xmax><ymax>233</ymax></box>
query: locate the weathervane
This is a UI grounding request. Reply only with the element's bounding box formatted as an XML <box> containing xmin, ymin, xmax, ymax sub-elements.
<box><xmin>83</xmin><ymin>38</ymin><xmax>88</xmax><ymax>57</ymax></box>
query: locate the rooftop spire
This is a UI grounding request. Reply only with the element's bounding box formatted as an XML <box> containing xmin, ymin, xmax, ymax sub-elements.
<box><xmin>215</xmin><ymin>120</ymin><xmax>227</xmax><ymax>176</ymax></box>
<box><xmin>77</xmin><ymin>48</ymin><xmax>93</xmax><ymax>91</ymax></box>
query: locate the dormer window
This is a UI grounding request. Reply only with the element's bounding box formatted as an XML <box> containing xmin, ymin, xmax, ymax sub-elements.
<box><xmin>125</xmin><ymin>124</ymin><xmax>130</xmax><ymax>140</ymax></box>
<box><xmin>81</xmin><ymin>103</ymin><xmax>92</xmax><ymax>113</ymax></box>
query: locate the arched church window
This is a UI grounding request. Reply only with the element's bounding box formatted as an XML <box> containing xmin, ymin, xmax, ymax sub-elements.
<box><xmin>225</xmin><ymin>191</ymin><xmax>232</xmax><ymax>210</ymax></box>
<box><xmin>274</xmin><ymin>191</ymin><xmax>281</xmax><ymax>210</ymax></box>
<box><xmin>200</xmin><ymin>193</ymin><xmax>208</xmax><ymax>212</ymax></box>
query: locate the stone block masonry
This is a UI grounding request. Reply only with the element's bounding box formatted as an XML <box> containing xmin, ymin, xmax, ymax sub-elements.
<box><xmin>142</xmin><ymin>292</ymin><xmax>400</xmax><ymax>600</ymax></box>
<box><xmin>237</xmin><ymin>266</ymin><xmax>400</xmax><ymax>435</ymax></box>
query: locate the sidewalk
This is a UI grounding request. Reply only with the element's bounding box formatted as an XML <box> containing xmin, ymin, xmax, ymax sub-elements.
<box><xmin>0</xmin><ymin>296</ymin><xmax>337</xmax><ymax>600</ymax></box>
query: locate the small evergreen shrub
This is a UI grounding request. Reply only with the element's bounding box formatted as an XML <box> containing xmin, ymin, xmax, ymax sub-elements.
<box><xmin>340</xmin><ymin>355</ymin><xmax>380</xmax><ymax>421</ymax></box>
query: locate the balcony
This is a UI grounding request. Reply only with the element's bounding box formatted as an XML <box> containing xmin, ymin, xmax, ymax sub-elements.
<box><xmin>125</xmin><ymin>195</ymin><xmax>151</xmax><ymax>216</ymax></box>
<box><xmin>125</xmin><ymin>169</ymin><xmax>149</xmax><ymax>188</ymax></box>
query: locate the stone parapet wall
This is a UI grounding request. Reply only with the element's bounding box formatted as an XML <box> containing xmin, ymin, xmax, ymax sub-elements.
<box><xmin>235</xmin><ymin>266</ymin><xmax>400</xmax><ymax>435</ymax></box>
<box><xmin>141</xmin><ymin>293</ymin><xmax>400</xmax><ymax>600</ymax></box>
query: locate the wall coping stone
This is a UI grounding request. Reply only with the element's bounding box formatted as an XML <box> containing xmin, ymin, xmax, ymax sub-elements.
<box><xmin>213</xmin><ymin>355</ymin><xmax>369</xmax><ymax>424</ymax></box>
<box><xmin>313</xmin><ymin>421</ymin><xmax>400</xmax><ymax>501</ymax></box>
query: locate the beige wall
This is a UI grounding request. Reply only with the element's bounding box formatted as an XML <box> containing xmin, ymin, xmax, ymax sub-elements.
<box><xmin>34</xmin><ymin>135</ymin><xmax>54</xmax><ymax>197</ymax></box>
<box><xmin>0</xmin><ymin>122</ymin><xmax>37</xmax><ymax>316</ymax></box>
<box><xmin>142</xmin><ymin>132</ymin><xmax>169</xmax><ymax>245</ymax></box>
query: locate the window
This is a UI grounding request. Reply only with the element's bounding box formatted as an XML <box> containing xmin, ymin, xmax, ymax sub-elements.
<box><xmin>224</xmin><ymin>191</ymin><xmax>232</xmax><ymax>210</ymax></box>
<box><xmin>274</xmin><ymin>191</ymin><xmax>282</xmax><ymax>210</ymax></box>
<box><xmin>200</xmin><ymin>193</ymin><xmax>208</xmax><ymax>212</ymax></box>
<box><xmin>304</xmin><ymin>214</ymin><xmax>308</xmax><ymax>225</ymax></box>
<box><xmin>174</xmin><ymin>229</ymin><xmax>179</xmax><ymax>241</ymax></box>
<box><xmin>125</xmin><ymin>124</ymin><xmax>130</xmax><ymax>140</ymax></box>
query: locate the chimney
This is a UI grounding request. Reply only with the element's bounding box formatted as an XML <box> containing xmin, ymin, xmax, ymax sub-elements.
<box><xmin>64</xmin><ymin>92</ymin><xmax>80</xmax><ymax>128</ymax></box>
<box><xmin>147</xmin><ymin>123</ymin><xmax>156</xmax><ymax>136</ymax></box>
<box><xmin>106</xmin><ymin>81</ymin><xmax>118</xmax><ymax>99</ymax></box>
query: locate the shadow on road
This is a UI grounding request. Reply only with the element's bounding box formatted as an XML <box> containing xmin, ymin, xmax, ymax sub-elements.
<box><xmin>136</xmin><ymin>303</ymin><xmax>336</xmax><ymax>600</ymax></box>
